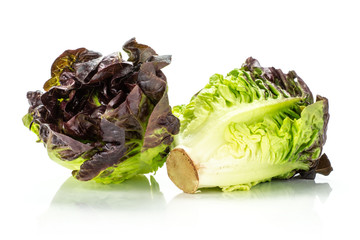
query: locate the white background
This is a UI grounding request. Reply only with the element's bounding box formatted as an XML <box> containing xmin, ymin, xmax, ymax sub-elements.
<box><xmin>1</xmin><ymin>0</ymin><xmax>359</xmax><ymax>239</ymax></box>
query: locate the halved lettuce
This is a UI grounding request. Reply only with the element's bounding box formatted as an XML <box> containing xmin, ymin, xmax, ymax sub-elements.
<box><xmin>167</xmin><ymin>57</ymin><xmax>332</xmax><ymax>193</ymax></box>
<box><xmin>23</xmin><ymin>38</ymin><xmax>179</xmax><ymax>183</ymax></box>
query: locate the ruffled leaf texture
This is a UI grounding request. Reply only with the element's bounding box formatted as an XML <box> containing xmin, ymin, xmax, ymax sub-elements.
<box><xmin>23</xmin><ymin>38</ymin><xmax>179</xmax><ymax>183</ymax></box>
<box><xmin>173</xmin><ymin>57</ymin><xmax>331</xmax><ymax>191</ymax></box>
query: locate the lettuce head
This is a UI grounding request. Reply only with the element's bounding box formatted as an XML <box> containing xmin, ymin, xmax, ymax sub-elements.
<box><xmin>23</xmin><ymin>38</ymin><xmax>179</xmax><ymax>183</ymax></box>
<box><xmin>167</xmin><ymin>57</ymin><xmax>332</xmax><ymax>193</ymax></box>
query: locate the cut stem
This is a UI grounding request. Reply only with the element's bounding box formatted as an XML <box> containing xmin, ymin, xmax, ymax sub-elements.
<box><xmin>166</xmin><ymin>148</ymin><xmax>199</xmax><ymax>193</ymax></box>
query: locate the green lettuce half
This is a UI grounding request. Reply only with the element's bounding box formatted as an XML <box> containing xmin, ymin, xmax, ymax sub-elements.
<box><xmin>169</xmin><ymin>57</ymin><xmax>332</xmax><ymax>192</ymax></box>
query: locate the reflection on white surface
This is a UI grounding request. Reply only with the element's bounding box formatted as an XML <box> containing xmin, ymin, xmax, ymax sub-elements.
<box><xmin>38</xmin><ymin>175</ymin><xmax>166</xmax><ymax>237</ymax></box>
<box><xmin>48</xmin><ymin>175</ymin><xmax>165</xmax><ymax>210</ymax></box>
<box><xmin>168</xmin><ymin>179</ymin><xmax>331</xmax><ymax>237</ymax></box>
<box><xmin>38</xmin><ymin>177</ymin><xmax>331</xmax><ymax>238</ymax></box>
